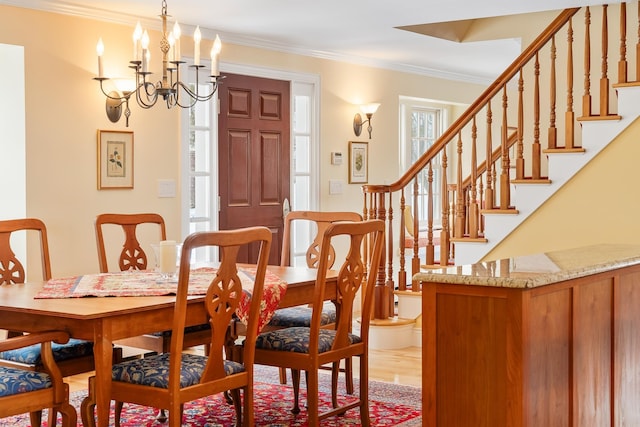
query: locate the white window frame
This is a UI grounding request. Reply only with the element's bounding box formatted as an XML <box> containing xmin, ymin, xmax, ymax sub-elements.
<box><xmin>399</xmin><ymin>96</ymin><xmax>449</xmax><ymax>228</ymax></box>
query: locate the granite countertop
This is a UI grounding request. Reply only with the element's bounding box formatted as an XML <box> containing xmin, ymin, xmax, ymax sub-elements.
<box><xmin>413</xmin><ymin>244</ymin><xmax>640</xmax><ymax>288</ymax></box>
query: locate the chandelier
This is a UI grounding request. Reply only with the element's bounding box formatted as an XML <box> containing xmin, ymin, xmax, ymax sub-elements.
<box><xmin>94</xmin><ymin>0</ymin><xmax>222</xmax><ymax>126</ymax></box>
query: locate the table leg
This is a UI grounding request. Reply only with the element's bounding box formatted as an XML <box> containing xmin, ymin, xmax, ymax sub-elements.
<box><xmin>94</xmin><ymin>321</ymin><xmax>113</xmax><ymax>427</ymax></box>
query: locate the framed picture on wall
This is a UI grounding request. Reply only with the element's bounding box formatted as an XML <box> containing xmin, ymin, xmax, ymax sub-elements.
<box><xmin>97</xmin><ymin>130</ymin><xmax>134</xmax><ymax>189</ymax></box>
<box><xmin>348</xmin><ymin>141</ymin><xmax>368</xmax><ymax>184</ymax></box>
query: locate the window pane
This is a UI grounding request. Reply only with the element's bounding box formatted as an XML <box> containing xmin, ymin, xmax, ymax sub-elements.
<box><xmin>294</xmin><ymin>136</ymin><xmax>310</xmax><ymax>173</ymax></box>
<box><xmin>293</xmin><ymin>176</ymin><xmax>310</xmax><ymax>211</ymax></box>
<box><xmin>190</xmin><ymin>176</ymin><xmax>211</xmax><ymax>218</ymax></box>
<box><xmin>190</xmin><ymin>85</ymin><xmax>211</xmax><ymax>127</ymax></box>
<box><xmin>191</xmin><ymin>130</ymin><xmax>210</xmax><ymax>173</ymax></box>
<box><xmin>293</xmin><ymin>95</ymin><xmax>310</xmax><ymax>133</ymax></box>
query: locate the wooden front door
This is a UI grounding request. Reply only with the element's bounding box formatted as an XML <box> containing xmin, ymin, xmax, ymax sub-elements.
<box><xmin>218</xmin><ymin>73</ymin><xmax>290</xmax><ymax>264</ymax></box>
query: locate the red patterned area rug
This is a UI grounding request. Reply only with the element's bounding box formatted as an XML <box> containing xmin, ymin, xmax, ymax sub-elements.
<box><xmin>1</xmin><ymin>366</ymin><xmax>422</xmax><ymax>426</ymax></box>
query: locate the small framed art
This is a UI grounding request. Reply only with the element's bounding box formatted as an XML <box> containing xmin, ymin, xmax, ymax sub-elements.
<box><xmin>348</xmin><ymin>141</ymin><xmax>368</xmax><ymax>184</ymax></box>
<box><xmin>97</xmin><ymin>130</ymin><xmax>134</xmax><ymax>189</ymax></box>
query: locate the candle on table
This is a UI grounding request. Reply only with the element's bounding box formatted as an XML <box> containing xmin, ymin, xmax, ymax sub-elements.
<box><xmin>159</xmin><ymin>240</ymin><xmax>177</xmax><ymax>275</ymax></box>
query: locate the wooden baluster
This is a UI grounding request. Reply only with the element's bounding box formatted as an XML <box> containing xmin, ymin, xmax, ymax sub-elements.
<box><xmin>500</xmin><ymin>85</ymin><xmax>510</xmax><ymax>210</ymax></box>
<box><xmin>485</xmin><ymin>101</ymin><xmax>494</xmax><ymax>210</ymax></box>
<box><xmin>426</xmin><ymin>165</ymin><xmax>435</xmax><ymax>266</ymax></box>
<box><xmin>455</xmin><ymin>133</ymin><xmax>465</xmax><ymax>238</ymax></box>
<box><xmin>600</xmin><ymin>4</ymin><xmax>610</xmax><ymax>116</ymax></box>
<box><xmin>619</xmin><ymin>2</ymin><xmax>628</xmax><ymax>84</ymax></box>
<box><xmin>440</xmin><ymin>150</ymin><xmax>450</xmax><ymax>266</ymax></box>
<box><xmin>398</xmin><ymin>188</ymin><xmax>407</xmax><ymax>291</ymax></box>
<box><xmin>516</xmin><ymin>69</ymin><xmax>525</xmax><ymax>180</ymax></box>
<box><xmin>567</xmin><ymin>17</ymin><xmax>576</xmax><ymax>149</ymax></box>
<box><xmin>409</xmin><ymin>183</ymin><xmax>419</xmax><ymax>285</ymax></box>
<box><xmin>492</xmin><ymin>162</ymin><xmax>497</xmax><ymax>203</ymax></box>
<box><xmin>478</xmin><ymin>175</ymin><xmax>485</xmax><ymax>234</ymax></box>
<box><xmin>582</xmin><ymin>6</ymin><xmax>592</xmax><ymax>117</ymax></box>
<box><xmin>469</xmin><ymin>117</ymin><xmax>479</xmax><ymax>238</ymax></box>
<box><xmin>373</xmin><ymin>192</ymin><xmax>390</xmax><ymax>320</ymax></box>
<box><xmin>532</xmin><ymin>52</ymin><xmax>541</xmax><ymax>179</ymax></box>
<box><xmin>549</xmin><ymin>35</ymin><xmax>557</xmax><ymax>149</ymax></box>
<box><xmin>386</xmin><ymin>192</ymin><xmax>395</xmax><ymax>310</ymax></box>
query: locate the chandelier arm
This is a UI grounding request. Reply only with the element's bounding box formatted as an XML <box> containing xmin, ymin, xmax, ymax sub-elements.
<box><xmin>175</xmin><ymin>80</ymin><xmax>218</xmax><ymax>102</ymax></box>
<box><xmin>134</xmin><ymin>81</ymin><xmax>160</xmax><ymax>109</ymax></box>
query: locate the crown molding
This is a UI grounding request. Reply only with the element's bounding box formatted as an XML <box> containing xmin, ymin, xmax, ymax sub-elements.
<box><xmin>0</xmin><ymin>0</ymin><xmax>494</xmax><ymax>85</ymax></box>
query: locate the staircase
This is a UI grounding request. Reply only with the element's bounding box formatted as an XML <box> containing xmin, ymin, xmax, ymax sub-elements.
<box><xmin>364</xmin><ymin>2</ymin><xmax>640</xmax><ymax>349</ymax></box>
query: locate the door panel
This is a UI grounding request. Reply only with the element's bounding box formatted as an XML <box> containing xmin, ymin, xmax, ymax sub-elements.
<box><xmin>219</xmin><ymin>73</ymin><xmax>290</xmax><ymax>264</ymax></box>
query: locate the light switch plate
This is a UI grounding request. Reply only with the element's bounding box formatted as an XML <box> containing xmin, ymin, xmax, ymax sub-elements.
<box><xmin>157</xmin><ymin>179</ymin><xmax>176</xmax><ymax>198</ymax></box>
<box><xmin>329</xmin><ymin>179</ymin><xmax>344</xmax><ymax>195</ymax></box>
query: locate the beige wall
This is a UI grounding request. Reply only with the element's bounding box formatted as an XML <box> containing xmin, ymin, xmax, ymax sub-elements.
<box><xmin>0</xmin><ymin>5</ymin><xmax>483</xmax><ymax>278</ymax></box>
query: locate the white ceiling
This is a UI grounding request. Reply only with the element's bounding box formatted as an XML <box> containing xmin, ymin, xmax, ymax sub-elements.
<box><xmin>2</xmin><ymin>0</ymin><xmax>616</xmax><ymax>83</ymax></box>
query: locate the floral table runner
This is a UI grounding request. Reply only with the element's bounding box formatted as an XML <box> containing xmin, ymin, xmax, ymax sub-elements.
<box><xmin>34</xmin><ymin>267</ymin><xmax>287</xmax><ymax>332</ymax></box>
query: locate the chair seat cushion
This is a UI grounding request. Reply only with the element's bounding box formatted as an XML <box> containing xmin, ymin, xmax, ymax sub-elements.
<box><xmin>267</xmin><ymin>302</ymin><xmax>336</xmax><ymax>328</ymax></box>
<box><xmin>111</xmin><ymin>352</ymin><xmax>244</xmax><ymax>389</ymax></box>
<box><xmin>0</xmin><ymin>338</ymin><xmax>94</xmax><ymax>365</ymax></box>
<box><xmin>0</xmin><ymin>367</ymin><xmax>51</xmax><ymax>397</ymax></box>
<box><xmin>255</xmin><ymin>327</ymin><xmax>361</xmax><ymax>354</ymax></box>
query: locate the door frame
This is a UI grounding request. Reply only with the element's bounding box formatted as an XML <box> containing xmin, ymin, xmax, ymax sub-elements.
<box><xmin>180</xmin><ymin>62</ymin><xmax>321</xmax><ymax>238</ymax></box>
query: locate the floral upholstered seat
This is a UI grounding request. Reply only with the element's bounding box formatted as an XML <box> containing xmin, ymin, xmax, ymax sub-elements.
<box><xmin>0</xmin><ymin>367</ymin><xmax>52</xmax><ymax>397</ymax></box>
<box><xmin>0</xmin><ymin>339</ymin><xmax>94</xmax><ymax>365</ymax></box>
<box><xmin>111</xmin><ymin>353</ymin><xmax>244</xmax><ymax>388</ymax></box>
<box><xmin>256</xmin><ymin>327</ymin><xmax>361</xmax><ymax>354</ymax></box>
<box><xmin>267</xmin><ymin>301</ymin><xmax>337</xmax><ymax>328</ymax></box>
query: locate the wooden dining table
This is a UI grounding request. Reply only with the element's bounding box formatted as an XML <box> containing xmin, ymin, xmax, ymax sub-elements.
<box><xmin>0</xmin><ymin>265</ymin><xmax>335</xmax><ymax>427</ymax></box>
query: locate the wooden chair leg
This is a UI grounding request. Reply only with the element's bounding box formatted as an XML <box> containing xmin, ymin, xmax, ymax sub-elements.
<box><xmin>291</xmin><ymin>369</ymin><xmax>301</xmax><ymax>414</ymax></box>
<box><xmin>115</xmin><ymin>401</ymin><xmax>124</xmax><ymax>427</ymax></box>
<box><xmin>48</xmin><ymin>408</ymin><xmax>57</xmax><ymax>426</ymax></box>
<box><xmin>80</xmin><ymin>376</ymin><xmax>96</xmax><ymax>427</ymax></box>
<box><xmin>230</xmin><ymin>388</ymin><xmax>242</xmax><ymax>426</ymax></box>
<box><xmin>344</xmin><ymin>357</ymin><xmax>354</xmax><ymax>395</ymax></box>
<box><xmin>331</xmin><ymin>361</ymin><xmax>340</xmax><ymax>408</ymax></box>
<box><xmin>29</xmin><ymin>410</ymin><xmax>43</xmax><ymax>427</ymax></box>
<box><xmin>278</xmin><ymin>367</ymin><xmax>288</xmax><ymax>384</ymax></box>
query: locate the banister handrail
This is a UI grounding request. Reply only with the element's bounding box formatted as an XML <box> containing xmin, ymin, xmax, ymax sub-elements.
<box><xmin>362</xmin><ymin>3</ymin><xmax>633</xmax><ymax>319</ymax></box>
<box><xmin>363</xmin><ymin>7</ymin><xmax>581</xmax><ymax>194</ymax></box>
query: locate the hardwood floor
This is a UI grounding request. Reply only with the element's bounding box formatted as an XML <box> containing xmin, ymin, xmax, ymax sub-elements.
<box><xmin>66</xmin><ymin>345</ymin><xmax>422</xmax><ymax>393</ymax></box>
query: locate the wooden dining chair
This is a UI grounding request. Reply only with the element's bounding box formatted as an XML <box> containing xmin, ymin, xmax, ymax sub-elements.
<box><xmin>230</xmin><ymin>210</ymin><xmax>362</xmax><ymax>390</ymax></box>
<box><xmin>271</xmin><ymin>210</ymin><xmax>362</xmax><ymax>390</ymax></box>
<box><xmin>81</xmin><ymin>226</ymin><xmax>272</xmax><ymax>427</ymax></box>
<box><xmin>0</xmin><ymin>331</ymin><xmax>77</xmax><ymax>427</ymax></box>
<box><xmin>95</xmin><ymin>213</ymin><xmax>211</xmax><ymax>354</ymax></box>
<box><xmin>0</xmin><ymin>218</ymin><xmax>104</xmax><ymax>426</ymax></box>
<box><xmin>254</xmin><ymin>219</ymin><xmax>385</xmax><ymax>425</ymax></box>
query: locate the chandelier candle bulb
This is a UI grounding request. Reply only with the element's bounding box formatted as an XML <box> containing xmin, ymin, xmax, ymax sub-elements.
<box><xmin>173</xmin><ymin>21</ymin><xmax>181</xmax><ymax>60</ymax></box>
<box><xmin>159</xmin><ymin>240</ymin><xmax>177</xmax><ymax>275</ymax></box>
<box><xmin>133</xmin><ymin>22</ymin><xmax>142</xmax><ymax>61</ymax></box>
<box><xmin>96</xmin><ymin>38</ymin><xmax>104</xmax><ymax>78</ymax></box>
<box><xmin>211</xmin><ymin>34</ymin><xmax>221</xmax><ymax>76</ymax></box>
<box><xmin>193</xmin><ymin>26</ymin><xmax>201</xmax><ymax>66</ymax></box>
<box><xmin>141</xmin><ymin>30</ymin><xmax>150</xmax><ymax>73</ymax></box>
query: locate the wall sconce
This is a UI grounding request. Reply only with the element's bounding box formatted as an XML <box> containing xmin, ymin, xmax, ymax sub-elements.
<box><xmin>353</xmin><ymin>103</ymin><xmax>380</xmax><ymax>139</ymax></box>
<box><xmin>104</xmin><ymin>79</ymin><xmax>136</xmax><ymax>126</ymax></box>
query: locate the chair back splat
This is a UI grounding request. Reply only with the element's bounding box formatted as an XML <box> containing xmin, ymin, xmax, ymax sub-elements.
<box><xmin>0</xmin><ymin>218</ymin><xmax>51</xmax><ymax>284</ymax></box>
<box><xmin>95</xmin><ymin>213</ymin><xmax>166</xmax><ymax>273</ymax></box>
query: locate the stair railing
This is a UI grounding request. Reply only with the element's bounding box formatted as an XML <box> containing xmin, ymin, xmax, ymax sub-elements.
<box><xmin>363</xmin><ymin>3</ymin><xmax>640</xmax><ymax>320</ymax></box>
